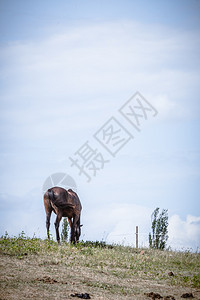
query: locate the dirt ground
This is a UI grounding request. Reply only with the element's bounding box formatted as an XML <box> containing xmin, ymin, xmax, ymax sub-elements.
<box><xmin>0</xmin><ymin>254</ymin><xmax>199</xmax><ymax>300</ymax></box>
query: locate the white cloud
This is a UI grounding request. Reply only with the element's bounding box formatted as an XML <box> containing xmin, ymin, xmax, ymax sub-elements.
<box><xmin>168</xmin><ymin>214</ymin><xmax>200</xmax><ymax>251</ymax></box>
<box><xmin>81</xmin><ymin>202</ymin><xmax>152</xmax><ymax>246</ymax></box>
<box><xmin>83</xmin><ymin>207</ymin><xmax>200</xmax><ymax>251</ymax></box>
<box><xmin>0</xmin><ymin>19</ymin><xmax>199</xmax><ymax>171</ymax></box>
<box><xmin>1</xmin><ymin>21</ymin><xmax>199</xmax><ymax>118</ymax></box>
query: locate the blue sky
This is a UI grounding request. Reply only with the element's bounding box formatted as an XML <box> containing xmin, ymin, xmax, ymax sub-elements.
<box><xmin>0</xmin><ymin>0</ymin><xmax>200</xmax><ymax>250</ymax></box>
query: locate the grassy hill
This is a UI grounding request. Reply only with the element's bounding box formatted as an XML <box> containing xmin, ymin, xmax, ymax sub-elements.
<box><xmin>0</xmin><ymin>233</ymin><xmax>200</xmax><ymax>299</ymax></box>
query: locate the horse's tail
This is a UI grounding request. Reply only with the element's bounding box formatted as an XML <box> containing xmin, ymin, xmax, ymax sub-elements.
<box><xmin>47</xmin><ymin>188</ymin><xmax>55</xmax><ymax>203</ymax></box>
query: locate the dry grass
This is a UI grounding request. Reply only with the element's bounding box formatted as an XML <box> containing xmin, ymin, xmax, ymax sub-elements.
<box><xmin>0</xmin><ymin>234</ymin><xmax>200</xmax><ymax>299</ymax></box>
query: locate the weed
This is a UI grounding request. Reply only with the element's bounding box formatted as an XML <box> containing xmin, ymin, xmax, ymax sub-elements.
<box><xmin>192</xmin><ymin>274</ymin><xmax>200</xmax><ymax>288</ymax></box>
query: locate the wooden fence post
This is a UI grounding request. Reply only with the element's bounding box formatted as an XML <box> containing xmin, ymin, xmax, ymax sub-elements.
<box><xmin>136</xmin><ymin>226</ymin><xmax>138</xmax><ymax>248</ymax></box>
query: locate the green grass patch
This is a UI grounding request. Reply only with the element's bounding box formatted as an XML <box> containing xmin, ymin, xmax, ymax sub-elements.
<box><xmin>0</xmin><ymin>232</ymin><xmax>199</xmax><ymax>288</ymax></box>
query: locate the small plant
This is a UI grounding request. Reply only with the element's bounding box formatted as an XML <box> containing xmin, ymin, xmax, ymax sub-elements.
<box><xmin>61</xmin><ymin>217</ymin><xmax>69</xmax><ymax>242</ymax></box>
<box><xmin>149</xmin><ymin>207</ymin><xmax>168</xmax><ymax>250</ymax></box>
<box><xmin>0</xmin><ymin>231</ymin><xmax>41</xmax><ymax>257</ymax></box>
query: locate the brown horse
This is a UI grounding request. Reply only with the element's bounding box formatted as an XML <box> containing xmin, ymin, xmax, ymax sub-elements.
<box><xmin>43</xmin><ymin>187</ymin><xmax>82</xmax><ymax>243</ymax></box>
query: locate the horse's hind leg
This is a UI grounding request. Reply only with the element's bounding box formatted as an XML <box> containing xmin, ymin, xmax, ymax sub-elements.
<box><xmin>54</xmin><ymin>213</ymin><xmax>62</xmax><ymax>244</ymax></box>
<box><xmin>44</xmin><ymin>195</ymin><xmax>52</xmax><ymax>240</ymax></box>
<box><xmin>46</xmin><ymin>210</ymin><xmax>52</xmax><ymax>239</ymax></box>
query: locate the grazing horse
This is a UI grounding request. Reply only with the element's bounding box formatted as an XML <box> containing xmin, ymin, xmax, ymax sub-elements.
<box><xmin>44</xmin><ymin>187</ymin><xmax>82</xmax><ymax>244</ymax></box>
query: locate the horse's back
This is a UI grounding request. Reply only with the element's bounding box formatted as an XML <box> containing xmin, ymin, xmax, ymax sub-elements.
<box><xmin>44</xmin><ymin>187</ymin><xmax>81</xmax><ymax>216</ymax></box>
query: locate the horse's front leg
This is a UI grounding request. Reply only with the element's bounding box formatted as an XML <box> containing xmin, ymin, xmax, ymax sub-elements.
<box><xmin>70</xmin><ymin>215</ymin><xmax>79</xmax><ymax>244</ymax></box>
<box><xmin>54</xmin><ymin>213</ymin><xmax>62</xmax><ymax>244</ymax></box>
<box><xmin>67</xmin><ymin>217</ymin><xmax>72</xmax><ymax>229</ymax></box>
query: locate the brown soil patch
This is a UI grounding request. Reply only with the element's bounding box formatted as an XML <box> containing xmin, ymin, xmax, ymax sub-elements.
<box><xmin>0</xmin><ymin>254</ymin><xmax>199</xmax><ymax>300</ymax></box>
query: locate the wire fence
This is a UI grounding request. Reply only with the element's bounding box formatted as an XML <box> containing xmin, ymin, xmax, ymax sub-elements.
<box><xmin>106</xmin><ymin>226</ymin><xmax>166</xmax><ymax>248</ymax></box>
